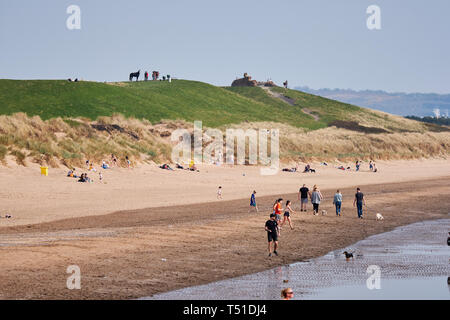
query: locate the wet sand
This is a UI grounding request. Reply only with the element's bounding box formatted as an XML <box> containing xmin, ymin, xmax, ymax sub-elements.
<box><xmin>146</xmin><ymin>219</ymin><xmax>450</xmax><ymax>300</ymax></box>
<box><xmin>0</xmin><ymin>177</ymin><xmax>449</xmax><ymax>299</ymax></box>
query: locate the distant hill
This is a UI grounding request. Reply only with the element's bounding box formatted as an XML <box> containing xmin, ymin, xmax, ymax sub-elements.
<box><xmin>295</xmin><ymin>86</ymin><xmax>450</xmax><ymax>117</ymax></box>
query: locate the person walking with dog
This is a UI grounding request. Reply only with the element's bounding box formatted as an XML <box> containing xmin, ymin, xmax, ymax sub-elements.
<box><xmin>333</xmin><ymin>189</ymin><xmax>343</xmax><ymax>216</ymax></box>
<box><xmin>298</xmin><ymin>184</ymin><xmax>310</xmax><ymax>212</ymax></box>
<box><xmin>353</xmin><ymin>187</ymin><xmax>366</xmax><ymax>218</ymax></box>
<box><xmin>265</xmin><ymin>213</ymin><xmax>279</xmax><ymax>257</ymax></box>
<box><xmin>311</xmin><ymin>186</ymin><xmax>323</xmax><ymax>215</ymax></box>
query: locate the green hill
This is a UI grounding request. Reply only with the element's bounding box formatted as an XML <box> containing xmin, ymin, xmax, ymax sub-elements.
<box><xmin>0</xmin><ymin>79</ymin><xmax>448</xmax><ymax>166</ymax></box>
<box><xmin>0</xmin><ymin>79</ymin><xmax>430</xmax><ymax>132</ymax></box>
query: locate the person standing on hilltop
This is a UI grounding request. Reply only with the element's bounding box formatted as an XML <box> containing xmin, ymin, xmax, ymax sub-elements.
<box><xmin>353</xmin><ymin>187</ymin><xmax>366</xmax><ymax>218</ymax></box>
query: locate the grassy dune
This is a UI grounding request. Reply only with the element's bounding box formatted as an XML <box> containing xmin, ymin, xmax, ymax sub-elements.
<box><xmin>0</xmin><ymin>79</ymin><xmax>448</xmax><ymax>167</ymax></box>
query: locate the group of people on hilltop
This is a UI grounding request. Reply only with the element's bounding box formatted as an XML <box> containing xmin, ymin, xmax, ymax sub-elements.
<box><xmin>143</xmin><ymin>71</ymin><xmax>171</xmax><ymax>82</ymax></box>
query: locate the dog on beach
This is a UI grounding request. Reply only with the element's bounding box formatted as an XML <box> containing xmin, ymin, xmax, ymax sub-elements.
<box><xmin>343</xmin><ymin>251</ymin><xmax>354</xmax><ymax>260</ymax></box>
<box><xmin>376</xmin><ymin>213</ymin><xmax>384</xmax><ymax>221</ymax></box>
<box><xmin>310</xmin><ymin>169</ymin><xmax>316</xmax><ymax>173</ymax></box>
<box><xmin>321</xmin><ymin>210</ymin><xmax>327</xmax><ymax>216</ymax></box>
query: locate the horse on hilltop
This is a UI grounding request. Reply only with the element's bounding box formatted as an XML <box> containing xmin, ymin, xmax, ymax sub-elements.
<box><xmin>129</xmin><ymin>70</ymin><xmax>140</xmax><ymax>81</ymax></box>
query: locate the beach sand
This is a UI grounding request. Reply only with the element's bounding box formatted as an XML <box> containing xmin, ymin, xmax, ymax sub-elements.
<box><xmin>0</xmin><ymin>158</ymin><xmax>449</xmax><ymax>226</ymax></box>
<box><xmin>0</xmin><ymin>159</ymin><xmax>449</xmax><ymax>299</ymax></box>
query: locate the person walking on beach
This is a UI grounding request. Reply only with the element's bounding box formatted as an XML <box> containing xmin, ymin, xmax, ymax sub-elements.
<box><xmin>281</xmin><ymin>200</ymin><xmax>295</xmax><ymax>230</ymax></box>
<box><xmin>249</xmin><ymin>190</ymin><xmax>258</xmax><ymax>212</ymax></box>
<box><xmin>353</xmin><ymin>187</ymin><xmax>366</xmax><ymax>218</ymax></box>
<box><xmin>265</xmin><ymin>213</ymin><xmax>279</xmax><ymax>257</ymax></box>
<box><xmin>333</xmin><ymin>189</ymin><xmax>343</xmax><ymax>216</ymax></box>
<box><xmin>273</xmin><ymin>198</ymin><xmax>283</xmax><ymax>230</ymax></box>
<box><xmin>311</xmin><ymin>186</ymin><xmax>323</xmax><ymax>215</ymax></box>
<box><xmin>217</xmin><ymin>186</ymin><xmax>223</xmax><ymax>200</ymax></box>
<box><xmin>298</xmin><ymin>184</ymin><xmax>310</xmax><ymax>212</ymax></box>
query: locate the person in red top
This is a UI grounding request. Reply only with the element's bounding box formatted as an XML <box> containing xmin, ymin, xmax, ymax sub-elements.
<box><xmin>272</xmin><ymin>198</ymin><xmax>283</xmax><ymax>235</ymax></box>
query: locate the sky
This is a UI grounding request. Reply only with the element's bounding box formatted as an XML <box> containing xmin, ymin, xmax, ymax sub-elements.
<box><xmin>1</xmin><ymin>0</ymin><xmax>449</xmax><ymax>93</ymax></box>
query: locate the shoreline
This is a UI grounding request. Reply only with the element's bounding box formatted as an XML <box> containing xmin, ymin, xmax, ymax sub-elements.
<box><xmin>0</xmin><ymin>176</ymin><xmax>449</xmax><ymax>299</ymax></box>
<box><xmin>146</xmin><ymin>218</ymin><xmax>450</xmax><ymax>300</ymax></box>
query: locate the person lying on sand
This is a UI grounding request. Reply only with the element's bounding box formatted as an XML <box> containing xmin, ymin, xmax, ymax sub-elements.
<box><xmin>176</xmin><ymin>163</ymin><xmax>184</xmax><ymax>169</ymax></box>
<box><xmin>159</xmin><ymin>164</ymin><xmax>173</xmax><ymax>170</ymax></box>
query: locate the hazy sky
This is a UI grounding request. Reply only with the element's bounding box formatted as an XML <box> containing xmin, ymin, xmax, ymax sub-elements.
<box><xmin>1</xmin><ymin>0</ymin><xmax>449</xmax><ymax>93</ymax></box>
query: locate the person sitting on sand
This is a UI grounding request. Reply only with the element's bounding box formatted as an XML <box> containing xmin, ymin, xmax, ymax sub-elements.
<box><xmin>303</xmin><ymin>164</ymin><xmax>311</xmax><ymax>173</ymax></box>
<box><xmin>67</xmin><ymin>168</ymin><xmax>76</xmax><ymax>178</ymax></box>
<box><xmin>189</xmin><ymin>162</ymin><xmax>199</xmax><ymax>172</ymax></box>
<box><xmin>78</xmin><ymin>173</ymin><xmax>86</xmax><ymax>183</ymax></box>
<box><xmin>102</xmin><ymin>161</ymin><xmax>110</xmax><ymax>169</ymax></box>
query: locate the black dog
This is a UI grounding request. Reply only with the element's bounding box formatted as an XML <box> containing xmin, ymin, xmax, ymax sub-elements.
<box><xmin>343</xmin><ymin>251</ymin><xmax>354</xmax><ymax>260</ymax></box>
<box><xmin>310</xmin><ymin>169</ymin><xmax>316</xmax><ymax>173</ymax></box>
<box><xmin>129</xmin><ymin>70</ymin><xmax>140</xmax><ymax>82</ymax></box>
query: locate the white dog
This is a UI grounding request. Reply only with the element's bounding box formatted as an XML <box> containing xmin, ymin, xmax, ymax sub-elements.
<box><xmin>321</xmin><ymin>210</ymin><xmax>327</xmax><ymax>216</ymax></box>
<box><xmin>376</xmin><ymin>213</ymin><xmax>384</xmax><ymax>221</ymax></box>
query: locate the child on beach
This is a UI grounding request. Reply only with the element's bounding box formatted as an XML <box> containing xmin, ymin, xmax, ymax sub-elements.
<box><xmin>281</xmin><ymin>200</ymin><xmax>295</xmax><ymax>230</ymax></box>
<box><xmin>265</xmin><ymin>213</ymin><xmax>279</xmax><ymax>257</ymax></box>
<box><xmin>217</xmin><ymin>186</ymin><xmax>223</xmax><ymax>200</ymax></box>
<box><xmin>249</xmin><ymin>190</ymin><xmax>258</xmax><ymax>213</ymax></box>
<box><xmin>333</xmin><ymin>190</ymin><xmax>343</xmax><ymax>216</ymax></box>
<box><xmin>99</xmin><ymin>172</ymin><xmax>103</xmax><ymax>183</ymax></box>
